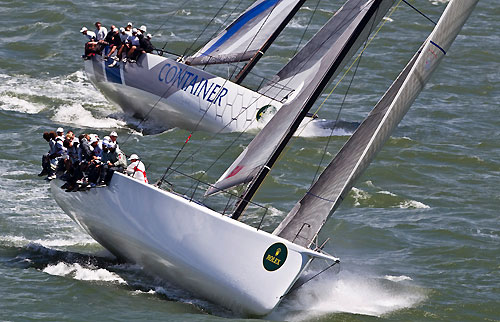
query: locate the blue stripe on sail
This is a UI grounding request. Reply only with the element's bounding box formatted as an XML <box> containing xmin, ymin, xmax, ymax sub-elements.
<box><xmin>430</xmin><ymin>40</ymin><xmax>446</xmax><ymax>55</ymax></box>
<box><xmin>105</xmin><ymin>63</ymin><xmax>122</xmax><ymax>84</ymax></box>
<box><xmin>202</xmin><ymin>0</ymin><xmax>280</xmax><ymax>56</ymax></box>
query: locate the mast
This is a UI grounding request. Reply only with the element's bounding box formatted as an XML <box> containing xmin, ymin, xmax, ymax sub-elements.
<box><xmin>274</xmin><ymin>0</ymin><xmax>479</xmax><ymax>247</ymax></box>
<box><xmin>231</xmin><ymin>0</ymin><xmax>390</xmax><ymax>219</ymax></box>
<box><xmin>233</xmin><ymin>0</ymin><xmax>307</xmax><ymax>84</ymax></box>
<box><xmin>186</xmin><ymin>0</ymin><xmax>308</xmax><ymax>66</ymax></box>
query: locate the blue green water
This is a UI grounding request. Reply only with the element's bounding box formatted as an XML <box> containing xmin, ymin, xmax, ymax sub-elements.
<box><xmin>1</xmin><ymin>0</ymin><xmax>498</xmax><ymax>321</ymax></box>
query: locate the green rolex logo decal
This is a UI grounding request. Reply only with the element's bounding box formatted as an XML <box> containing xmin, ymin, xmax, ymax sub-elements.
<box><xmin>256</xmin><ymin>104</ymin><xmax>276</xmax><ymax>121</ymax></box>
<box><xmin>263</xmin><ymin>242</ymin><xmax>287</xmax><ymax>271</ymax></box>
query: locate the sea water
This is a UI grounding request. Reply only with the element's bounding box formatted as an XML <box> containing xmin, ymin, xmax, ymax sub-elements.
<box><xmin>0</xmin><ymin>0</ymin><xmax>498</xmax><ymax>321</ymax></box>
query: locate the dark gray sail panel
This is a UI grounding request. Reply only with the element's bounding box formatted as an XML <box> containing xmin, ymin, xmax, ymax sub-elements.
<box><xmin>206</xmin><ymin>0</ymin><xmax>395</xmax><ymax>196</ymax></box>
<box><xmin>273</xmin><ymin>0</ymin><xmax>479</xmax><ymax>247</ymax></box>
<box><xmin>260</xmin><ymin>0</ymin><xmax>392</xmax><ymax>101</ymax></box>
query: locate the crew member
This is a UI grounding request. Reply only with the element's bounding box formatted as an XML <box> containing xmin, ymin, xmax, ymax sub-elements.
<box><xmin>80</xmin><ymin>27</ymin><xmax>97</xmax><ymax>59</ymax></box>
<box><xmin>126</xmin><ymin>154</ymin><xmax>148</xmax><ymax>183</ymax></box>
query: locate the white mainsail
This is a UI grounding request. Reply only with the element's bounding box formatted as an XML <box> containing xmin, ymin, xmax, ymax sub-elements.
<box><xmin>186</xmin><ymin>0</ymin><xmax>306</xmax><ymax>66</ymax></box>
<box><xmin>274</xmin><ymin>0</ymin><xmax>480</xmax><ymax>247</ymax></box>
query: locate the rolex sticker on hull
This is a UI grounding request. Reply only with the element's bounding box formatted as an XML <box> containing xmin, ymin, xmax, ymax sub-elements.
<box><xmin>263</xmin><ymin>242</ymin><xmax>287</xmax><ymax>272</ymax></box>
<box><xmin>256</xmin><ymin>104</ymin><xmax>277</xmax><ymax>122</ymax></box>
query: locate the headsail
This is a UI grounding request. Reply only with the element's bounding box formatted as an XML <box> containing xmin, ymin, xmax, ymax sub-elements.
<box><xmin>273</xmin><ymin>0</ymin><xmax>479</xmax><ymax>248</ymax></box>
<box><xmin>185</xmin><ymin>0</ymin><xmax>306</xmax><ymax>66</ymax></box>
<box><xmin>206</xmin><ymin>0</ymin><xmax>396</xmax><ymax>217</ymax></box>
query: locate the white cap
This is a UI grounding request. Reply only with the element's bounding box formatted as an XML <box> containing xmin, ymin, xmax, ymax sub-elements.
<box><xmin>103</xmin><ymin>135</ymin><xmax>111</xmax><ymax>141</ymax></box>
<box><xmin>132</xmin><ymin>28</ymin><xmax>138</xmax><ymax>34</ymax></box>
<box><xmin>146</xmin><ymin>33</ymin><xmax>152</xmax><ymax>39</ymax></box>
<box><xmin>120</xmin><ymin>27</ymin><xmax>125</xmax><ymax>32</ymax></box>
<box><xmin>89</xmin><ymin>134</ymin><xmax>98</xmax><ymax>143</ymax></box>
<box><xmin>110</xmin><ymin>131</ymin><xmax>118</xmax><ymax>137</ymax></box>
<box><xmin>127</xmin><ymin>22</ymin><xmax>133</xmax><ymax>26</ymax></box>
<box><xmin>139</xmin><ymin>25</ymin><xmax>147</xmax><ymax>32</ymax></box>
<box><xmin>128</xmin><ymin>153</ymin><xmax>139</xmax><ymax>160</ymax></box>
<box><xmin>113</xmin><ymin>27</ymin><xmax>119</xmax><ymax>32</ymax></box>
<box><xmin>56</xmin><ymin>127</ymin><xmax>64</xmax><ymax>133</ymax></box>
<box><xmin>80</xmin><ymin>27</ymin><xmax>88</xmax><ymax>33</ymax></box>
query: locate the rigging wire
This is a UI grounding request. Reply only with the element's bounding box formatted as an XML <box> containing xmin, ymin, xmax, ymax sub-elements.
<box><xmin>291</xmin><ymin>0</ymin><xmax>322</xmax><ymax>57</ymax></box>
<box><xmin>402</xmin><ymin>0</ymin><xmax>437</xmax><ymax>25</ymax></box>
<box><xmin>172</xmin><ymin>0</ymin><xmax>399</xmax><ymax>199</ymax></box>
<box><xmin>258</xmin><ymin>0</ymin><xmax>404</xmax><ymax>179</ymax></box>
<box><xmin>284</xmin><ymin>259</ymin><xmax>340</xmax><ymax>296</ymax></box>
<box><xmin>308</xmin><ymin>1</ymin><xmax>381</xmax><ymax>185</ymax></box>
<box><xmin>156</xmin><ymin>0</ymin><xmax>401</xmax><ymax>196</ymax></box>
<box><xmin>303</xmin><ymin>0</ymin><xmax>403</xmax><ymax>123</ymax></box>
<box><xmin>152</xmin><ymin>0</ymin><xmax>196</xmax><ymax>48</ymax></box>
<box><xmin>157</xmin><ymin>0</ymin><xmax>299</xmax><ymax>188</ymax></box>
<box><xmin>182</xmin><ymin>0</ymin><xmax>234</xmax><ymax>58</ymax></box>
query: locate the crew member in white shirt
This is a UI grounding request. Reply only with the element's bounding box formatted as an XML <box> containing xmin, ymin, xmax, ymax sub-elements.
<box><xmin>80</xmin><ymin>27</ymin><xmax>97</xmax><ymax>59</ymax></box>
<box><xmin>94</xmin><ymin>21</ymin><xmax>107</xmax><ymax>41</ymax></box>
<box><xmin>126</xmin><ymin>154</ymin><xmax>148</xmax><ymax>183</ymax></box>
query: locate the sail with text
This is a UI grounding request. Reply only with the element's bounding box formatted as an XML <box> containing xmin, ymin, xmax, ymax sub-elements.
<box><xmin>273</xmin><ymin>0</ymin><xmax>479</xmax><ymax>247</ymax></box>
<box><xmin>205</xmin><ymin>0</ymin><xmax>396</xmax><ymax>219</ymax></box>
<box><xmin>186</xmin><ymin>0</ymin><xmax>306</xmax><ymax>66</ymax></box>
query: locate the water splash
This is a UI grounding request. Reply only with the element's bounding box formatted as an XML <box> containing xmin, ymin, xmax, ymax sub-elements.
<box><xmin>270</xmin><ymin>270</ymin><xmax>425</xmax><ymax>320</ymax></box>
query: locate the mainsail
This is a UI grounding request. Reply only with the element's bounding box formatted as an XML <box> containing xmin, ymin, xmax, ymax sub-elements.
<box><xmin>274</xmin><ymin>0</ymin><xmax>479</xmax><ymax>247</ymax></box>
<box><xmin>206</xmin><ymin>0</ymin><xmax>396</xmax><ymax>217</ymax></box>
<box><xmin>185</xmin><ymin>0</ymin><xmax>306</xmax><ymax>66</ymax></box>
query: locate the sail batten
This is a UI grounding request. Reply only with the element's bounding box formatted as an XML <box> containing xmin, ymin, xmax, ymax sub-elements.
<box><xmin>186</xmin><ymin>0</ymin><xmax>306</xmax><ymax>66</ymax></box>
<box><xmin>273</xmin><ymin>0</ymin><xmax>479</xmax><ymax>248</ymax></box>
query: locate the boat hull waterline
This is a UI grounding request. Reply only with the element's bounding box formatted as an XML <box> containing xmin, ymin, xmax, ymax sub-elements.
<box><xmin>51</xmin><ymin>173</ymin><xmax>337</xmax><ymax>315</ymax></box>
<box><xmin>85</xmin><ymin>54</ymin><xmax>285</xmax><ymax>133</ymax></box>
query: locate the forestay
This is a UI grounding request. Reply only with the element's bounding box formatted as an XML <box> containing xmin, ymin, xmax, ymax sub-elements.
<box><xmin>273</xmin><ymin>0</ymin><xmax>479</xmax><ymax>248</ymax></box>
<box><xmin>206</xmin><ymin>0</ymin><xmax>395</xmax><ymax>199</ymax></box>
<box><xmin>186</xmin><ymin>0</ymin><xmax>305</xmax><ymax>66</ymax></box>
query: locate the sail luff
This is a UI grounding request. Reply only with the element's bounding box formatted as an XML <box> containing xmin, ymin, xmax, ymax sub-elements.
<box><xmin>274</xmin><ymin>0</ymin><xmax>479</xmax><ymax>248</ymax></box>
<box><xmin>230</xmin><ymin>0</ymin><xmax>394</xmax><ymax>219</ymax></box>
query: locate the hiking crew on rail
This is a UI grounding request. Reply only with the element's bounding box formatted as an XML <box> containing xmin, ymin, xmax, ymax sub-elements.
<box><xmin>39</xmin><ymin>127</ymin><xmax>148</xmax><ymax>191</ymax></box>
<box><xmin>81</xmin><ymin>21</ymin><xmax>154</xmax><ymax>67</ymax></box>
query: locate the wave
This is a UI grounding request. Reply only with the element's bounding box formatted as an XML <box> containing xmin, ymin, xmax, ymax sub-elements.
<box><xmin>0</xmin><ymin>71</ymin><xmax>127</xmax><ymax>130</ymax></box>
<box><xmin>349</xmin><ymin>186</ymin><xmax>430</xmax><ymax>209</ymax></box>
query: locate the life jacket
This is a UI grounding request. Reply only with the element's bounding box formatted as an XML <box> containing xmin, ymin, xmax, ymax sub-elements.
<box><xmin>133</xmin><ymin>165</ymin><xmax>148</xmax><ymax>183</ymax></box>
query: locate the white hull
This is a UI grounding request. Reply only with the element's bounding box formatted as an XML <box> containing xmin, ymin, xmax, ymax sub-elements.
<box><xmin>51</xmin><ymin>173</ymin><xmax>336</xmax><ymax>315</ymax></box>
<box><xmin>85</xmin><ymin>54</ymin><xmax>284</xmax><ymax>133</ymax></box>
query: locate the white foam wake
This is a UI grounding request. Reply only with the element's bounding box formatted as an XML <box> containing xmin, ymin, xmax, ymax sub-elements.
<box><xmin>270</xmin><ymin>270</ymin><xmax>425</xmax><ymax>320</ymax></box>
<box><xmin>43</xmin><ymin>262</ymin><xmax>126</xmax><ymax>284</ymax></box>
<box><xmin>0</xmin><ymin>71</ymin><xmax>127</xmax><ymax>129</ymax></box>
